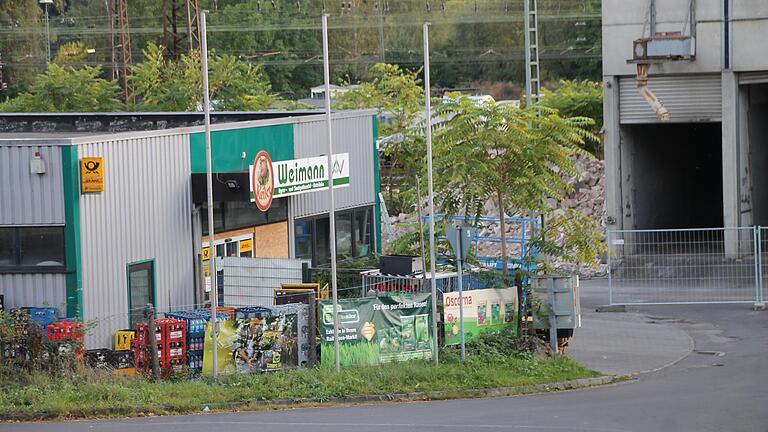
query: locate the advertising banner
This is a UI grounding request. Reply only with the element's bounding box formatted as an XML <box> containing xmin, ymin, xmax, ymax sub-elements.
<box><xmin>319</xmin><ymin>294</ymin><xmax>433</xmax><ymax>367</ymax></box>
<box><xmin>250</xmin><ymin>152</ymin><xmax>349</xmax><ymax>202</ymax></box>
<box><xmin>443</xmin><ymin>288</ymin><xmax>518</xmax><ymax>345</ymax></box>
<box><xmin>203</xmin><ymin>308</ymin><xmax>302</xmax><ymax>375</ymax></box>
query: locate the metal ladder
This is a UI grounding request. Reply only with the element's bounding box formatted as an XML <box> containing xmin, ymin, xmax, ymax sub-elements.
<box><xmin>524</xmin><ymin>0</ymin><xmax>541</xmax><ymax>107</ymax></box>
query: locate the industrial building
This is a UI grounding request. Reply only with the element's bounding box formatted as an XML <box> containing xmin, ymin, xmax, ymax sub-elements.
<box><xmin>603</xmin><ymin>0</ymin><xmax>768</xmax><ymax>250</ymax></box>
<box><xmin>0</xmin><ymin>111</ymin><xmax>380</xmax><ymax>348</ymax></box>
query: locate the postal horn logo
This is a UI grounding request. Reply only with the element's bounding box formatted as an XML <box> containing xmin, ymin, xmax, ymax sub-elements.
<box><xmin>252</xmin><ymin>150</ymin><xmax>274</xmax><ymax>212</ymax></box>
<box><xmin>83</xmin><ymin>160</ymin><xmax>100</xmax><ymax>173</ymax></box>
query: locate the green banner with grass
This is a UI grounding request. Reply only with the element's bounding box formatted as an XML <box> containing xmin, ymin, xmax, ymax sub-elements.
<box><xmin>320</xmin><ymin>294</ymin><xmax>433</xmax><ymax>367</ymax></box>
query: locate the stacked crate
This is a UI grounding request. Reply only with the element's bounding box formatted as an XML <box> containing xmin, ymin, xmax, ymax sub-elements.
<box><xmin>46</xmin><ymin>321</ymin><xmax>84</xmax><ymax>359</ymax></box>
<box><xmin>164</xmin><ymin>310</ymin><xmax>228</xmax><ymax>373</ymax></box>
<box><xmin>131</xmin><ymin>318</ymin><xmax>186</xmax><ymax>375</ymax></box>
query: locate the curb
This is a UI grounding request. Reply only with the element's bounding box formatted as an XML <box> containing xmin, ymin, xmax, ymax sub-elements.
<box><xmin>238</xmin><ymin>375</ymin><xmax>620</xmax><ymax>408</ymax></box>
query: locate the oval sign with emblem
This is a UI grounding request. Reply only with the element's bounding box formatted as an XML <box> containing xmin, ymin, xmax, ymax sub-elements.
<box><xmin>251</xmin><ymin>150</ymin><xmax>274</xmax><ymax>212</ymax></box>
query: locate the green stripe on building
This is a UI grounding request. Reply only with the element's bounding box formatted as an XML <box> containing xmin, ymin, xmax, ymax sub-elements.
<box><xmin>61</xmin><ymin>146</ymin><xmax>83</xmax><ymax>320</ymax></box>
<box><xmin>189</xmin><ymin>125</ymin><xmax>294</xmax><ymax>173</ymax></box>
<box><xmin>373</xmin><ymin>115</ymin><xmax>382</xmax><ymax>253</ymax></box>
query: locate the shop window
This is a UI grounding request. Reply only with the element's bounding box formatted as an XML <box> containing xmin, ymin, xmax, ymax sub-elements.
<box><xmin>354</xmin><ymin>207</ymin><xmax>373</xmax><ymax>257</ymax></box>
<box><xmin>336</xmin><ymin>213</ymin><xmax>353</xmax><ymax>259</ymax></box>
<box><xmin>294</xmin><ymin>206</ymin><xmax>375</xmax><ymax>266</ymax></box>
<box><xmin>127</xmin><ymin>261</ymin><xmax>155</xmax><ymax>328</ymax></box>
<box><xmin>294</xmin><ymin>220</ymin><xmax>313</xmax><ymax>261</ymax></box>
<box><xmin>0</xmin><ymin>226</ymin><xmax>65</xmax><ymax>272</ymax></box>
<box><xmin>203</xmin><ymin>199</ymin><xmax>288</xmax><ymax>233</ymax></box>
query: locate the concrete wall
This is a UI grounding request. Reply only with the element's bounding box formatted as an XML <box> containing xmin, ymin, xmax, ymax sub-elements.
<box><xmin>602</xmin><ymin>0</ymin><xmax>722</xmax><ymax>76</ymax></box>
<box><xmin>74</xmin><ymin>131</ymin><xmax>195</xmax><ymax>349</ymax></box>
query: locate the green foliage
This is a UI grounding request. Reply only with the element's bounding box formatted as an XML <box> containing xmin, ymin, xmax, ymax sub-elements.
<box><xmin>131</xmin><ymin>42</ymin><xmax>281</xmax><ymax>112</ymax></box>
<box><xmin>0</xmin><ymin>64</ymin><xmax>124</xmax><ymax>112</ymax></box>
<box><xmin>541</xmin><ymin>80</ymin><xmax>604</xmax><ymax>156</ymax></box>
<box><xmin>0</xmin><ymin>353</ymin><xmax>597</xmax><ymax>420</ymax></box>
<box><xmin>432</xmin><ymin>95</ymin><xmax>602</xmax><ymax>270</ymax></box>
<box><xmin>53</xmin><ymin>41</ymin><xmax>89</xmax><ymax>66</ymax></box>
<box><xmin>534</xmin><ymin>209</ymin><xmax>607</xmax><ymax>268</ymax></box>
<box><xmin>444</xmin><ymin>329</ymin><xmax>537</xmax><ymax>361</ymax></box>
<box><xmin>0</xmin><ymin>309</ymin><xmax>82</xmax><ymax>375</ymax></box>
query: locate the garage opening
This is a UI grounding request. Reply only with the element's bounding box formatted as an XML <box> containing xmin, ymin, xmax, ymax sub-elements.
<box><xmin>748</xmin><ymin>84</ymin><xmax>768</xmax><ymax>226</ymax></box>
<box><xmin>624</xmin><ymin>122</ymin><xmax>723</xmax><ymax>230</ymax></box>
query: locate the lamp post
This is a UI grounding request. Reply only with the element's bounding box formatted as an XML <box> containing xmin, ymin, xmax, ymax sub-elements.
<box><xmin>40</xmin><ymin>0</ymin><xmax>53</xmax><ymax>64</ymax></box>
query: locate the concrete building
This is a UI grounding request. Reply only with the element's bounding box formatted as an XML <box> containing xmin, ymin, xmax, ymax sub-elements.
<box><xmin>0</xmin><ymin>111</ymin><xmax>380</xmax><ymax>348</ymax></box>
<box><xmin>603</xmin><ymin>0</ymin><xmax>768</xmax><ymax>247</ymax></box>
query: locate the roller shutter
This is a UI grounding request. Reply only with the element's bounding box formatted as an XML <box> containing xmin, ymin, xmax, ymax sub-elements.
<box><xmin>619</xmin><ymin>74</ymin><xmax>722</xmax><ymax>124</ymax></box>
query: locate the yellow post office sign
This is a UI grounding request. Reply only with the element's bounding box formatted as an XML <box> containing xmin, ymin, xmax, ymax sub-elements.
<box><xmin>80</xmin><ymin>157</ymin><xmax>104</xmax><ymax>193</ymax></box>
<box><xmin>239</xmin><ymin>238</ymin><xmax>253</xmax><ymax>254</ymax></box>
<box><xmin>202</xmin><ymin>247</ymin><xmax>211</xmax><ymax>261</ymax></box>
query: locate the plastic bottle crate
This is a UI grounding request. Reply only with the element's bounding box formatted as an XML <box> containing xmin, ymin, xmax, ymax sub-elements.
<box><xmin>85</xmin><ymin>348</ymin><xmax>112</xmax><ymax>369</ymax></box>
<box><xmin>46</xmin><ymin>321</ymin><xmax>83</xmax><ymax>342</ymax></box>
<box><xmin>109</xmin><ymin>350</ymin><xmax>134</xmax><ymax>369</ymax></box>
<box><xmin>134</xmin><ymin>322</ymin><xmax>163</xmax><ymax>344</ymax></box>
<box><xmin>19</xmin><ymin>307</ymin><xmax>59</xmax><ymax>329</ymax></box>
<box><xmin>234</xmin><ymin>306</ymin><xmax>272</xmax><ymax>320</ymax></box>
<box><xmin>114</xmin><ymin>329</ymin><xmax>135</xmax><ymax>351</ymax></box>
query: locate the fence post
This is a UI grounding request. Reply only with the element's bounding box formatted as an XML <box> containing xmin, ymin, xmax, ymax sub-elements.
<box><xmin>144</xmin><ymin>304</ymin><xmax>161</xmax><ymax>382</ymax></box>
<box><xmin>607</xmin><ymin>230</ymin><xmax>613</xmax><ymax>306</ymax></box>
<box><xmin>757</xmin><ymin>227</ymin><xmax>765</xmax><ymax>308</ymax></box>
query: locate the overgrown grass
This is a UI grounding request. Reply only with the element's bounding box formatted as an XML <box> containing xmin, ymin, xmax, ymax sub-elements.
<box><xmin>0</xmin><ymin>353</ymin><xmax>598</xmax><ymax>421</ymax></box>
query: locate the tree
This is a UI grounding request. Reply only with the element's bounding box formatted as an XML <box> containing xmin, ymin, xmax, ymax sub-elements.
<box><xmin>131</xmin><ymin>42</ymin><xmax>282</xmax><ymax>112</ymax></box>
<box><xmin>335</xmin><ymin>63</ymin><xmax>424</xmax><ymax>209</ymax></box>
<box><xmin>541</xmin><ymin>80</ymin><xmax>603</xmax><ymax>157</ymax></box>
<box><xmin>432</xmin><ymin>96</ymin><xmax>603</xmax><ymax>275</ymax></box>
<box><xmin>53</xmin><ymin>41</ymin><xmax>89</xmax><ymax>66</ymax></box>
<box><xmin>0</xmin><ymin>64</ymin><xmax>124</xmax><ymax>112</ymax></box>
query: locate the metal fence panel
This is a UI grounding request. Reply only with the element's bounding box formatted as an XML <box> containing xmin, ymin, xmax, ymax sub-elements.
<box><xmin>222</xmin><ymin>257</ymin><xmax>309</xmax><ymax>307</ymax></box>
<box><xmin>760</xmin><ymin>228</ymin><xmax>767</xmax><ymax>305</ymax></box>
<box><xmin>608</xmin><ymin>227</ymin><xmax>759</xmax><ymax>305</ymax></box>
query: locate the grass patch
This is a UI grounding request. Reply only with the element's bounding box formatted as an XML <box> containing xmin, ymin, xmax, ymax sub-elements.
<box><xmin>0</xmin><ymin>354</ymin><xmax>598</xmax><ymax>421</ymax></box>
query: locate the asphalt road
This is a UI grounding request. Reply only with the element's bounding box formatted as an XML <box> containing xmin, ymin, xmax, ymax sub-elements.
<box><xmin>3</xmin><ymin>280</ymin><xmax>768</xmax><ymax>432</ymax></box>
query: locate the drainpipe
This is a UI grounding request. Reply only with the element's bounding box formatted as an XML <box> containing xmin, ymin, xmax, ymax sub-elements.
<box><xmin>636</xmin><ymin>63</ymin><xmax>670</xmax><ymax>121</ymax></box>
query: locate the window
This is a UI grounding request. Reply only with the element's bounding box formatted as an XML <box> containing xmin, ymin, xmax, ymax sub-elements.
<box><xmin>294</xmin><ymin>206</ymin><xmax>375</xmax><ymax>266</ymax></box>
<box><xmin>0</xmin><ymin>226</ymin><xmax>65</xmax><ymax>272</ymax></box>
<box><xmin>202</xmin><ymin>198</ymin><xmax>288</xmax><ymax>233</ymax></box>
<box><xmin>127</xmin><ymin>261</ymin><xmax>155</xmax><ymax>328</ymax></box>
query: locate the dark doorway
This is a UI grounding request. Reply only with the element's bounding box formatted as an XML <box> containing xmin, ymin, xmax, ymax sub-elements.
<box><xmin>625</xmin><ymin>122</ymin><xmax>724</xmax><ymax>229</ymax></box>
<box><xmin>748</xmin><ymin>84</ymin><xmax>768</xmax><ymax>226</ymax></box>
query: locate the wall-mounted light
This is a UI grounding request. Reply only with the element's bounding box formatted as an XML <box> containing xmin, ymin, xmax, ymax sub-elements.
<box><xmin>30</xmin><ymin>151</ymin><xmax>46</xmax><ymax>175</ymax></box>
<box><xmin>225</xmin><ymin>179</ymin><xmax>240</xmax><ymax>192</ymax></box>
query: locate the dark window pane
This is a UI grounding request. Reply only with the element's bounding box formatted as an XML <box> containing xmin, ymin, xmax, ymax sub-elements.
<box><xmin>225</xmin><ymin>241</ymin><xmax>238</xmax><ymax>257</ymax></box>
<box><xmin>314</xmin><ymin>217</ymin><xmax>330</xmax><ymax>266</ymax></box>
<box><xmin>295</xmin><ymin>219</ymin><xmax>313</xmax><ymax>261</ymax></box>
<box><xmin>0</xmin><ymin>228</ymin><xmax>15</xmax><ymax>266</ymax></box>
<box><xmin>354</xmin><ymin>207</ymin><xmax>373</xmax><ymax>257</ymax></box>
<box><xmin>201</xmin><ymin>202</ymin><xmax>225</xmax><ymax>233</ymax></box>
<box><xmin>336</xmin><ymin>213</ymin><xmax>353</xmax><ymax>259</ymax></box>
<box><xmin>225</xmin><ymin>201</ymin><xmax>265</xmax><ymax>230</ymax></box>
<box><xmin>128</xmin><ymin>262</ymin><xmax>154</xmax><ymax>327</ymax></box>
<box><xmin>215</xmin><ymin>244</ymin><xmax>225</xmax><ymax>258</ymax></box>
<box><xmin>19</xmin><ymin>227</ymin><xmax>64</xmax><ymax>267</ymax></box>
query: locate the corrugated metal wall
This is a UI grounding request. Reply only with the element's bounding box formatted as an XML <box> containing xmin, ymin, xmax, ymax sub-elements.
<box><xmin>222</xmin><ymin>257</ymin><xmax>307</xmax><ymax>307</ymax></box>
<box><xmin>77</xmin><ymin>132</ymin><xmax>195</xmax><ymax>348</ymax></box>
<box><xmin>0</xmin><ymin>143</ymin><xmax>67</xmax><ymax>315</ymax></box>
<box><xmin>619</xmin><ymin>75</ymin><xmax>722</xmax><ymax>124</ymax></box>
<box><xmin>0</xmin><ymin>144</ymin><xmax>65</xmax><ymax>224</ymax></box>
<box><xmin>0</xmin><ymin>273</ymin><xmax>66</xmax><ymax>313</ymax></box>
<box><xmin>290</xmin><ymin>114</ymin><xmax>375</xmax><ymax>218</ymax></box>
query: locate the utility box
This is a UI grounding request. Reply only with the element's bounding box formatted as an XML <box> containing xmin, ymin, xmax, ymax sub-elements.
<box><xmin>531</xmin><ymin>275</ymin><xmax>581</xmax><ymax>330</ymax></box>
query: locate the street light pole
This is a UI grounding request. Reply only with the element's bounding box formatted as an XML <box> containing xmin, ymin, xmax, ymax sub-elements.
<box><xmin>322</xmin><ymin>13</ymin><xmax>341</xmax><ymax>373</ymax></box>
<box><xmin>423</xmin><ymin>22</ymin><xmax>439</xmax><ymax>366</ymax></box>
<box><xmin>200</xmin><ymin>9</ymin><xmax>219</xmax><ymax>379</ymax></box>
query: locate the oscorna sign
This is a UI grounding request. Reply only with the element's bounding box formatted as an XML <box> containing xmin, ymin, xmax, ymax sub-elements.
<box><xmin>250</xmin><ymin>152</ymin><xmax>350</xmax><ymax>211</ymax></box>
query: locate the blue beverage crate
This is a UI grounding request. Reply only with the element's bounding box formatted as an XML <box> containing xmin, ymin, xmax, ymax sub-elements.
<box><xmin>20</xmin><ymin>307</ymin><xmax>59</xmax><ymax>328</ymax></box>
<box><xmin>234</xmin><ymin>306</ymin><xmax>272</xmax><ymax>320</ymax></box>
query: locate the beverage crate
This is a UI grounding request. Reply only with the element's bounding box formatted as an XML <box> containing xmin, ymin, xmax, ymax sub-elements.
<box><xmin>85</xmin><ymin>348</ymin><xmax>112</xmax><ymax>369</ymax></box>
<box><xmin>109</xmin><ymin>350</ymin><xmax>134</xmax><ymax>369</ymax></box>
<box><xmin>18</xmin><ymin>307</ymin><xmax>59</xmax><ymax>329</ymax></box>
<box><xmin>134</xmin><ymin>322</ymin><xmax>163</xmax><ymax>344</ymax></box>
<box><xmin>46</xmin><ymin>321</ymin><xmax>83</xmax><ymax>342</ymax></box>
<box><xmin>114</xmin><ymin>329</ymin><xmax>135</xmax><ymax>351</ymax></box>
<box><xmin>162</xmin><ymin>319</ymin><xmax>186</xmax><ymax>343</ymax></box>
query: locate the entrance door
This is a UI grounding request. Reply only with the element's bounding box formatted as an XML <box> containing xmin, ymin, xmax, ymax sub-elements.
<box><xmin>128</xmin><ymin>260</ymin><xmax>155</xmax><ymax>327</ymax></box>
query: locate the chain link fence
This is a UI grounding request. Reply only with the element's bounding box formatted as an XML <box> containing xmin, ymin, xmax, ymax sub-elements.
<box><xmin>607</xmin><ymin>227</ymin><xmax>763</xmax><ymax>305</ymax></box>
